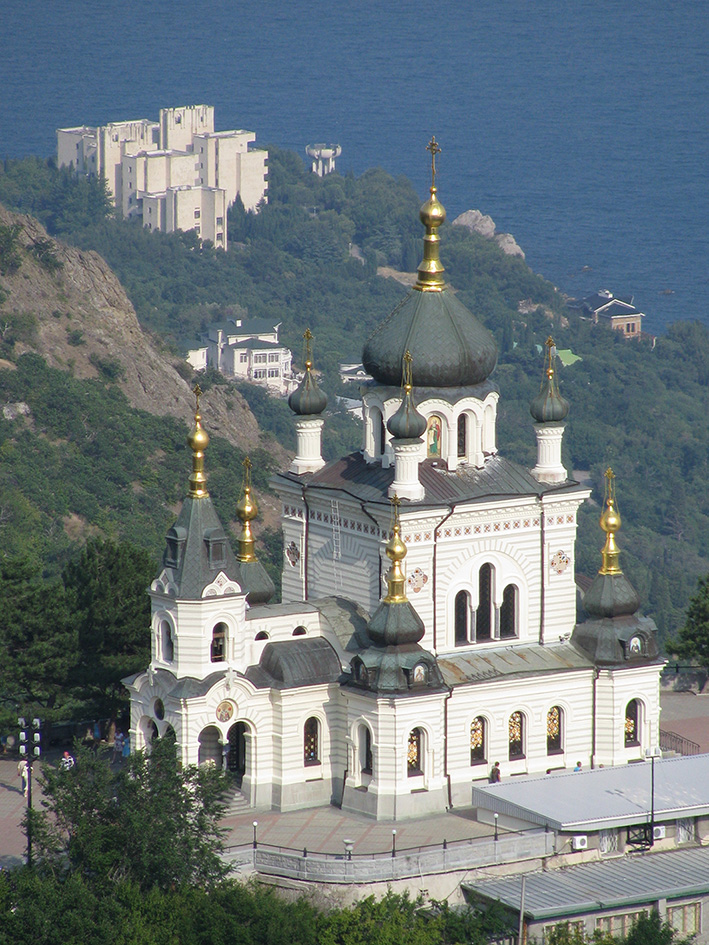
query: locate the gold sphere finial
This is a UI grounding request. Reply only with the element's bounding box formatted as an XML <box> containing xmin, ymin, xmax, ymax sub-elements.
<box><xmin>237</xmin><ymin>456</ymin><xmax>258</xmax><ymax>561</ymax></box>
<box><xmin>384</xmin><ymin>495</ymin><xmax>408</xmax><ymax>603</ymax></box>
<box><xmin>599</xmin><ymin>467</ymin><xmax>623</xmax><ymax>574</ymax></box>
<box><xmin>416</xmin><ymin>137</ymin><xmax>446</xmax><ymax>292</ymax></box>
<box><xmin>188</xmin><ymin>384</ymin><xmax>209</xmax><ymax>498</ymax></box>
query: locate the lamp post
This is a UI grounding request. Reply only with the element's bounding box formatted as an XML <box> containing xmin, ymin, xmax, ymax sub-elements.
<box><xmin>252</xmin><ymin>820</ymin><xmax>258</xmax><ymax>849</ymax></box>
<box><xmin>18</xmin><ymin>717</ymin><xmax>41</xmax><ymax>868</ymax></box>
<box><xmin>343</xmin><ymin>838</ymin><xmax>354</xmax><ymax>861</ymax></box>
<box><xmin>391</xmin><ymin>828</ymin><xmax>397</xmax><ymax>858</ymax></box>
<box><xmin>645</xmin><ymin>746</ymin><xmax>662</xmax><ymax>846</ymax></box>
<box><xmin>494</xmin><ymin>812</ymin><xmax>499</xmax><ymax>842</ymax></box>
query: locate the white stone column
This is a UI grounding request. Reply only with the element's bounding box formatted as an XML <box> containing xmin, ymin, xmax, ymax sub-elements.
<box><xmin>388</xmin><ymin>439</ymin><xmax>425</xmax><ymax>502</ymax></box>
<box><xmin>289</xmin><ymin>417</ymin><xmax>325</xmax><ymax>474</ymax></box>
<box><xmin>531</xmin><ymin>423</ymin><xmax>567</xmax><ymax>483</ymax></box>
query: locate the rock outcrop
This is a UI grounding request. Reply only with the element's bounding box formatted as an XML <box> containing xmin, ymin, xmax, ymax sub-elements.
<box><xmin>452</xmin><ymin>209</ymin><xmax>525</xmax><ymax>259</ymax></box>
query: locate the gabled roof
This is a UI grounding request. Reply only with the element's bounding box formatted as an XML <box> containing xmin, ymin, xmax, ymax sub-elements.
<box><xmin>464</xmin><ymin>846</ymin><xmax>709</xmax><ymax>921</ymax></box>
<box><xmin>277</xmin><ymin>452</ymin><xmax>585</xmax><ymax>510</ymax></box>
<box><xmin>438</xmin><ymin>642</ymin><xmax>593</xmax><ymax>686</ymax></box>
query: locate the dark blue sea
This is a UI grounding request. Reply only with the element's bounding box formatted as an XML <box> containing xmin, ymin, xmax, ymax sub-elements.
<box><xmin>2</xmin><ymin>0</ymin><xmax>707</xmax><ymax>333</ymax></box>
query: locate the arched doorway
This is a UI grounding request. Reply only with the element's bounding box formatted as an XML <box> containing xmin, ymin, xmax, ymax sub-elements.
<box><xmin>198</xmin><ymin>725</ymin><xmax>222</xmax><ymax>767</ymax></box>
<box><xmin>227</xmin><ymin>721</ymin><xmax>249</xmax><ymax>786</ymax></box>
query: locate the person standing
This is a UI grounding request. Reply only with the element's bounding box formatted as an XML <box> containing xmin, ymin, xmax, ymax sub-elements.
<box><xmin>60</xmin><ymin>751</ymin><xmax>75</xmax><ymax>771</ymax></box>
<box><xmin>113</xmin><ymin>731</ymin><xmax>124</xmax><ymax>764</ymax></box>
<box><xmin>489</xmin><ymin>761</ymin><xmax>501</xmax><ymax>783</ymax></box>
<box><xmin>17</xmin><ymin>758</ymin><xmax>29</xmax><ymax>797</ymax></box>
<box><xmin>574</xmin><ymin>760</ymin><xmax>582</xmax><ymax>772</ymax></box>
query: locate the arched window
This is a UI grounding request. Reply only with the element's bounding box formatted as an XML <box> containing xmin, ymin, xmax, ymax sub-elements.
<box><xmin>293</xmin><ymin>626</ymin><xmax>307</xmax><ymax>636</ymax></box>
<box><xmin>427</xmin><ymin>416</ymin><xmax>442</xmax><ymax>458</ymax></box>
<box><xmin>471</xmin><ymin>716</ymin><xmax>486</xmax><ymax>765</ymax></box>
<box><xmin>161</xmin><ymin>620</ymin><xmax>174</xmax><ymax>661</ymax></box>
<box><xmin>455</xmin><ymin>590</ymin><xmax>470</xmax><ymax>645</ymax></box>
<box><xmin>408</xmin><ymin>728</ymin><xmax>423</xmax><ymax>776</ymax></box>
<box><xmin>625</xmin><ymin>699</ymin><xmax>640</xmax><ymax>747</ymax></box>
<box><xmin>547</xmin><ymin>706</ymin><xmax>563</xmax><ymax>754</ymax></box>
<box><xmin>304</xmin><ymin>717</ymin><xmax>320</xmax><ymax>766</ymax></box>
<box><xmin>509</xmin><ymin>711</ymin><xmax>525</xmax><ymax>760</ymax></box>
<box><xmin>370</xmin><ymin>407</ymin><xmax>385</xmax><ymax>457</ymax></box>
<box><xmin>500</xmin><ymin>585</ymin><xmax>518</xmax><ymax>639</ymax></box>
<box><xmin>457</xmin><ymin>415</ymin><xmax>467</xmax><ymax>458</ymax></box>
<box><xmin>211</xmin><ymin>622</ymin><xmax>226</xmax><ymax>662</ymax></box>
<box><xmin>360</xmin><ymin>725</ymin><xmax>373</xmax><ymax>775</ymax></box>
<box><xmin>477</xmin><ymin>564</ymin><xmax>493</xmax><ymax>641</ymax></box>
<box><xmin>254</xmin><ymin>631</ymin><xmax>269</xmax><ymax>641</ymax></box>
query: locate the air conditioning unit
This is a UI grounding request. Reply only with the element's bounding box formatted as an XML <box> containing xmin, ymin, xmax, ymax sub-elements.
<box><xmin>653</xmin><ymin>825</ymin><xmax>666</xmax><ymax>840</ymax></box>
<box><xmin>572</xmin><ymin>835</ymin><xmax>588</xmax><ymax>851</ymax></box>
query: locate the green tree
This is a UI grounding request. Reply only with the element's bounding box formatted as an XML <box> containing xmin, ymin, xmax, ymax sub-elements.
<box><xmin>669</xmin><ymin>573</ymin><xmax>709</xmax><ymax>668</ymax></box>
<box><xmin>62</xmin><ymin>539</ymin><xmax>156</xmax><ymax>715</ymax></box>
<box><xmin>0</xmin><ymin>556</ymin><xmax>77</xmax><ymax>725</ymax></box>
<box><xmin>34</xmin><ymin>735</ymin><xmax>229</xmax><ymax>892</ymax></box>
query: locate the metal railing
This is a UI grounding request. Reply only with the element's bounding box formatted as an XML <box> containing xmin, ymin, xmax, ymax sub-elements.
<box><xmin>224</xmin><ymin>827</ymin><xmax>553</xmax><ymax>884</ymax></box>
<box><xmin>659</xmin><ymin>728</ymin><xmax>701</xmax><ymax>756</ymax></box>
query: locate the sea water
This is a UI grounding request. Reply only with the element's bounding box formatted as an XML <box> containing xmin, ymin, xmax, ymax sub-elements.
<box><xmin>1</xmin><ymin>0</ymin><xmax>707</xmax><ymax>333</ymax></box>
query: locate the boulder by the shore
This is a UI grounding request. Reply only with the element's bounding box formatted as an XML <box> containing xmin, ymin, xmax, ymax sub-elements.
<box><xmin>452</xmin><ymin>209</ymin><xmax>525</xmax><ymax>259</ymax></box>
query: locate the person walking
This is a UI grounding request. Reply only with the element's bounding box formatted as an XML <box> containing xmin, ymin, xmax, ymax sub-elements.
<box><xmin>489</xmin><ymin>761</ymin><xmax>501</xmax><ymax>783</ymax></box>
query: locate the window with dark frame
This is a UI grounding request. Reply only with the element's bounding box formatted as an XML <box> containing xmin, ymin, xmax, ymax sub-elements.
<box><xmin>509</xmin><ymin>710</ymin><xmax>525</xmax><ymax>760</ymax></box>
<box><xmin>304</xmin><ymin>717</ymin><xmax>320</xmax><ymax>766</ymax></box>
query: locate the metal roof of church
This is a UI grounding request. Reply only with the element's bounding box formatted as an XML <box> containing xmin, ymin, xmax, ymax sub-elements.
<box><xmin>471</xmin><ymin>754</ymin><xmax>709</xmax><ymax>831</ymax></box>
<box><xmin>438</xmin><ymin>642</ymin><xmax>593</xmax><ymax>686</ymax></box>
<box><xmin>464</xmin><ymin>846</ymin><xmax>709</xmax><ymax>920</ymax></box>
<box><xmin>278</xmin><ymin>452</ymin><xmax>586</xmax><ymax>509</ymax></box>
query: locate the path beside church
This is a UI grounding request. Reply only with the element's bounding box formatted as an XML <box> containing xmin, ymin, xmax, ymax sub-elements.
<box><xmin>3</xmin><ymin>690</ymin><xmax>707</xmax><ymax>869</ymax></box>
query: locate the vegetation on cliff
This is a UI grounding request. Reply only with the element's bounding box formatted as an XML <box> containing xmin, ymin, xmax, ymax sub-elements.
<box><xmin>3</xmin><ymin>149</ymin><xmax>709</xmax><ymax>653</ymax></box>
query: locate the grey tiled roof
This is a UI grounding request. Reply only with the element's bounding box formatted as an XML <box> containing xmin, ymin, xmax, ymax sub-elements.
<box><xmin>161</xmin><ymin>495</ymin><xmax>243</xmax><ymax>600</ymax></box>
<box><xmin>277</xmin><ymin>452</ymin><xmax>585</xmax><ymax>510</ymax></box>
<box><xmin>438</xmin><ymin>642</ymin><xmax>593</xmax><ymax>686</ymax></box>
<box><xmin>465</xmin><ymin>846</ymin><xmax>709</xmax><ymax>920</ymax></box>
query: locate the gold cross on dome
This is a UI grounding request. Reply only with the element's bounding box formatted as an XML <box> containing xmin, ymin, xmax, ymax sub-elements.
<box><xmin>426</xmin><ymin>136</ymin><xmax>441</xmax><ymax>189</ymax></box>
<box><xmin>193</xmin><ymin>383</ymin><xmax>203</xmax><ymax>412</ymax></box>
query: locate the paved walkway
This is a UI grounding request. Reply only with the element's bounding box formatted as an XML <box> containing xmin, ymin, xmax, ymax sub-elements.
<box><xmin>2</xmin><ymin>691</ymin><xmax>707</xmax><ymax>869</ymax></box>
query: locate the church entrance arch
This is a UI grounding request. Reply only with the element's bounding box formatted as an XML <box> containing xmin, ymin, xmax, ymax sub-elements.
<box><xmin>226</xmin><ymin>721</ymin><xmax>250</xmax><ymax>786</ymax></box>
<box><xmin>198</xmin><ymin>725</ymin><xmax>222</xmax><ymax>767</ymax></box>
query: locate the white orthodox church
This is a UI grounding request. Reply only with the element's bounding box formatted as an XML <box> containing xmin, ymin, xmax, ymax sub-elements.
<box><xmin>125</xmin><ymin>156</ymin><xmax>664</xmax><ymax>820</ymax></box>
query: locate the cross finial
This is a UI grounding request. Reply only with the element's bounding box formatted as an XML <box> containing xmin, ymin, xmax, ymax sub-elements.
<box><xmin>604</xmin><ymin>467</ymin><xmax>616</xmax><ymax>503</ymax></box>
<box><xmin>193</xmin><ymin>383</ymin><xmax>203</xmax><ymax>414</ymax></box>
<box><xmin>303</xmin><ymin>327</ymin><xmax>313</xmax><ymax>367</ymax></box>
<box><xmin>426</xmin><ymin>136</ymin><xmax>441</xmax><ymax>189</ymax></box>
<box><xmin>401</xmin><ymin>350</ymin><xmax>414</xmax><ymax>391</ymax></box>
<box><xmin>243</xmin><ymin>455</ymin><xmax>252</xmax><ymax>487</ymax></box>
<box><xmin>545</xmin><ymin>337</ymin><xmax>556</xmax><ymax>379</ymax></box>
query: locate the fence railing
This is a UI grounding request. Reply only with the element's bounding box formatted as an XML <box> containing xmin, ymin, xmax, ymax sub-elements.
<box><xmin>660</xmin><ymin>728</ymin><xmax>701</xmax><ymax>756</ymax></box>
<box><xmin>224</xmin><ymin>828</ymin><xmax>554</xmax><ymax>884</ymax></box>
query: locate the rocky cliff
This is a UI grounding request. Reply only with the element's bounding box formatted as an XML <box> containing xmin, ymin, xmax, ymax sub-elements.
<box><xmin>0</xmin><ymin>205</ymin><xmax>289</xmax><ymax>460</ymax></box>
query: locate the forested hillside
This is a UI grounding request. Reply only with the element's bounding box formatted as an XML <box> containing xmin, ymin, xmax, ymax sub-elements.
<box><xmin>2</xmin><ymin>149</ymin><xmax>709</xmax><ymax>649</ymax></box>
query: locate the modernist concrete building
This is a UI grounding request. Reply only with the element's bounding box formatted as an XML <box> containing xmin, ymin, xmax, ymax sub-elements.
<box><xmin>58</xmin><ymin>105</ymin><xmax>267</xmax><ymax>247</ymax></box>
<box><xmin>125</xmin><ymin>163</ymin><xmax>664</xmax><ymax>822</ymax></box>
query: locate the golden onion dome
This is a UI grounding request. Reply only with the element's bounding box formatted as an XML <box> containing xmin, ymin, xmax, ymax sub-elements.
<box><xmin>419</xmin><ymin>186</ymin><xmax>446</xmax><ymax>229</ymax></box>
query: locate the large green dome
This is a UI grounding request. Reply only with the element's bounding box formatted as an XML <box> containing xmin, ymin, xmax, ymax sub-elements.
<box><xmin>362</xmin><ymin>288</ymin><xmax>498</xmax><ymax>388</ymax></box>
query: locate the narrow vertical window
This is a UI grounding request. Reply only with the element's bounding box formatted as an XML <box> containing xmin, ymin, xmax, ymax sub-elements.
<box><xmin>304</xmin><ymin>717</ymin><xmax>320</xmax><ymax>765</ymax></box>
<box><xmin>361</xmin><ymin>725</ymin><xmax>373</xmax><ymax>775</ymax></box>
<box><xmin>509</xmin><ymin>711</ymin><xmax>525</xmax><ymax>760</ymax></box>
<box><xmin>477</xmin><ymin>564</ymin><xmax>492</xmax><ymax>640</ymax></box>
<box><xmin>457</xmin><ymin>414</ymin><xmax>467</xmax><ymax>458</ymax></box>
<box><xmin>547</xmin><ymin>706</ymin><xmax>562</xmax><ymax>754</ymax></box>
<box><xmin>470</xmin><ymin>717</ymin><xmax>486</xmax><ymax>765</ymax></box>
<box><xmin>211</xmin><ymin>623</ymin><xmax>226</xmax><ymax>662</ymax></box>
<box><xmin>625</xmin><ymin>699</ymin><xmax>639</xmax><ymax>747</ymax></box>
<box><xmin>161</xmin><ymin>621</ymin><xmax>174</xmax><ymax>662</ymax></box>
<box><xmin>500</xmin><ymin>585</ymin><xmax>518</xmax><ymax>638</ymax></box>
<box><xmin>407</xmin><ymin>728</ymin><xmax>422</xmax><ymax>776</ymax></box>
<box><xmin>455</xmin><ymin>590</ymin><xmax>470</xmax><ymax>645</ymax></box>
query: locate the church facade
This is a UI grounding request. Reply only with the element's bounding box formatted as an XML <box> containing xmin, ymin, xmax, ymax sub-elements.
<box><xmin>125</xmin><ymin>154</ymin><xmax>664</xmax><ymax>820</ymax></box>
